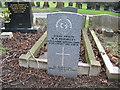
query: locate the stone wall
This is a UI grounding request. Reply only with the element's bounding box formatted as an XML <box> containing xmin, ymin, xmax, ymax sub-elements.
<box><xmin>89</xmin><ymin>14</ymin><xmax>120</xmax><ymax>31</ymax></box>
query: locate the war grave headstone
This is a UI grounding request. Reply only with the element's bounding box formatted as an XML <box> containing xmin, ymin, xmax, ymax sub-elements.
<box><xmin>62</xmin><ymin>6</ymin><xmax>77</xmax><ymax>13</ymax></box>
<box><xmin>95</xmin><ymin>3</ymin><xmax>100</xmax><ymax>10</ymax></box>
<box><xmin>47</xmin><ymin>12</ymin><xmax>82</xmax><ymax>78</ymax></box>
<box><xmin>1</xmin><ymin>2</ymin><xmax>39</xmax><ymax>33</ymax></box>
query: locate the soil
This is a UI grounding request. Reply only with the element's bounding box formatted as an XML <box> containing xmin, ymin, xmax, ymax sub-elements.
<box><xmin>94</xmin><ymin>29</ymin><xmax>120</xmax><ymax>67</ymax></box>
<box><xmin>0</xmin><ymin>28</ymin><xmax>120</xmax><ymax>88</ymax></box>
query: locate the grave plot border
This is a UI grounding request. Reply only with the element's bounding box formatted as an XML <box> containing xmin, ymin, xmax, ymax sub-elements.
<box><xmin>82</xmin><ymin>28</ymin><xmax>101</xmax><ymax>76</ymax></box>
<box><xmin>19</xmin><ymin>28</ymin><xmax>101</xmax><ymax>76</ymax></box>
<box><xmin>88</xmin><ymin>28</ymin><xmax>120</xmax><ymax>80</ymax></box>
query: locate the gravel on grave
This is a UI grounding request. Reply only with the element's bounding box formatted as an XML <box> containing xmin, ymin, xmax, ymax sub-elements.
<box><xmin>1</xmin><ymin>30</ymin><xmax>120</xmax><ymax>88</ymax></box>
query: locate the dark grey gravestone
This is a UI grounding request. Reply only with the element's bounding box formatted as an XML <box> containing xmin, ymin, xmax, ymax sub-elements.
<box><xmin>62</xmin><ymin>6</ymin><xmax>77</xmax><ymax>13</ymax></box>
<box><xmin>2</xmin><ymin>2</ymin><xmax>38</xmax><ymax>33</ymax></box>
<box><xmin>47</xmin><ymin>12</ymin><xmax>82</xmax><ymax>78</ymax></box>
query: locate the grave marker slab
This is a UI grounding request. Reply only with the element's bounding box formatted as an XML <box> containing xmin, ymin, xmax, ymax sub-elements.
<box><xmin>2</xmin><ymin>2</ymin><xmax>39</xmax><ymax>33</ymax></box>
<box><xmin>62</xmin><ymin>6</ymin><xmax>77</xmax><ymax>13</ymax></box>
<box><xmin>47</xmin><ymin>12</ymin><xmax>82</xmax><ymax>78</ymax></box>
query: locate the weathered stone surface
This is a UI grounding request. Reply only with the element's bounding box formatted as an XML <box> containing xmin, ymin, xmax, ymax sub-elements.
<box><xmin>62</xmin><ymin>6</ymin><xmax>77</xmax><ymax>13</ymax></box>
<box><xmin>90</xmin><ymin>15</ymin><xmax>120</xmax><ymax>31</ymax></box>
<box><xmin>47</xmin><ymin>12</ymin><xmax>82</xmax><ymax>78</ymax></box>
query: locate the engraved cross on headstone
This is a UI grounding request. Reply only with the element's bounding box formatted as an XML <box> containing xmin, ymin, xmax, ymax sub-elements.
<box><xmin>56</xmin><ymin>47</ymin><xmax>70</xmax><ymax>66</ymax></box>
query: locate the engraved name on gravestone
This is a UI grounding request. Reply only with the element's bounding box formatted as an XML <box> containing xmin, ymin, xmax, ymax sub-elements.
<box><xmin>7</xmin><ymin>2</ymin><xmax>33</xmax><ymax>28</ymax></box>
<box><xmin>47</xmin><ymin>12</ymin><xmax>82</xmax><ymax>78</ymax></box>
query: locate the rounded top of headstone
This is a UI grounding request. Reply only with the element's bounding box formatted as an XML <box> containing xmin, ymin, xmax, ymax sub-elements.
<box><xmin>47</xmin><ymin>12</ymin><xmax>82</xmax><ymax>17</ymax></box>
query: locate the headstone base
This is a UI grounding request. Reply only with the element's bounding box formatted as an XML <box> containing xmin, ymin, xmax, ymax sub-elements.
<box><xmin>0</xmin><ymin>32</ymin><xmax>13</xmax><ymax>39</ymax></box>
<box><xmin>1</xmin><ymin>27</ymin><xmax>40</xmax><ymax>33</ymax></box>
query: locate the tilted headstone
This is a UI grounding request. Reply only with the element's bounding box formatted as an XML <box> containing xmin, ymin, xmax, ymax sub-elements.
<box><xmin>2</xmin><ymin>2</ymin><xmax>38</xmax><ymax>33</ymax></box>
<box><xmin>47</xmin><ymin>12</ymin><xmax>82</xmax><ymax>78</ymax></box>
<box><xmin>62</xmin><ymin>6</ymin><xmax>77</xmax><ymax>13</ymax></box>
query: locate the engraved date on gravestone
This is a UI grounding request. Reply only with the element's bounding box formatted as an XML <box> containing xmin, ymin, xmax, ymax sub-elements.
<box><xmin>48</xmin><ymin>35</ymin><xmax>79</xmax><ymax>46</ymax></box>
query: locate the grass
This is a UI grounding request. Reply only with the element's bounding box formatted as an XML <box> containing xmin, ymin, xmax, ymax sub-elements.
<box><xmin>78</xmin><ymin>9</ymin><xmax>119</xmax><ymax>16</ymax></box>
<box><xmin>85</xmin><ymin>19</ymin><xmax>89</xmax><ymax>28</ymax></box>
<box><xmin>0</xmin><ymin>45</ymin><xmax>9</xmax><ymax>55</ymax></box>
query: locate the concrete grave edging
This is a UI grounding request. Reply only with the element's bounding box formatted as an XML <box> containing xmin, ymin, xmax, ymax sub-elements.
<box><xmin>19</xmin><ymin>29</ymin><xmax>101</xmax><ymax>76</ymax></box>
<box><xmin>88</xmin><ymin>28</ymin><xmax>120</xmax><ymax>80</ymax></box>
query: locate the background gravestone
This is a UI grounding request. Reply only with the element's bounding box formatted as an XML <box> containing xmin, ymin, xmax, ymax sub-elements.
<box><xmin>90</xmin><ymin>15</ymin><xmax>120</xmax><ymax>32</ymax></box>
<box><xmin>62</xmin><ymin>6</ymin><xmax>77</xmax><ymax>13</ymax></box>
<box><xmin>8</xmin><ymin>2</ymin><xmax>32</xmax><ymax>28</ymax></box>
<box><xmin>47</xmin><ymin>12</ymin><xmax>82</xmax><ymax>78</ymax></box>
<box><xmin>2</xmin><ymin>2</ymin><xmax>38</xmax><ymax>33</ymax></box>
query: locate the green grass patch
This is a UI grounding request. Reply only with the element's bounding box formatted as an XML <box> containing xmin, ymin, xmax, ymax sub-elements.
<box><xmin>78</xmin><ymin>9</ymin><xmax>119</xmax><ymax>16</ymax></box>
<box><xmin>0</xmin><ymin>45</ymin><xmax>9</xmax><ymax>55</ymax></box>
<box><xmin>82</xmin><ymin>3</ymin><xmax>87</xmax><ymax>9</ymax></box>
<box><xmin>85</xmin><ymin>19</ymin><xmax>89</xmax><ymax>28</ymax></box>
<box><xmin>32</xmin><ymin>7</ymin><xmax>60</xmax><ymax>12</ymax></box>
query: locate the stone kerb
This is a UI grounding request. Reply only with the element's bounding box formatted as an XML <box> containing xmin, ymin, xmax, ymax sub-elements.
<box><xmin>90</xmin><ymin>14</ymin><xmax>119</xmax><ymax>31</ymax></box>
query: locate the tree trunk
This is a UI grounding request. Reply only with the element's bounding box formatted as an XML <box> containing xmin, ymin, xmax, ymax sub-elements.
<box><xmin>56</xmin><ymin>2</ymin><xmax>64</xmax><ymax>8</ymax></box>
<box><xmin>0</xmin><ymin>1</ymin><xmax>2</xmax><ymax>7</ymax></box>
<box><xmin>76</xmin><ymin>2</ymin><xmax>82</xmax><ymax>9</ymax></box>
<box><xmin>69</xmin><ymin>2</ymin><xmax>73</xmax><ymax>6</ymax></box>
<box><xmin>43</xmin><ymin>2</ymin><xmax>49</xmax><ymax>8</ymax></box>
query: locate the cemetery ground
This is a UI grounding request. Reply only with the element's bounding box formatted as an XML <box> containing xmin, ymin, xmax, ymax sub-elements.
<box><xmin>0</xmin><ymin>27</ymin><xmax>120</xmax><ymax>88</ymax></box>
